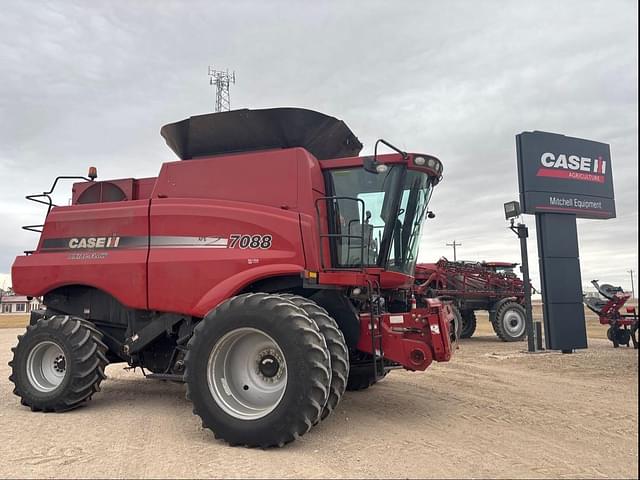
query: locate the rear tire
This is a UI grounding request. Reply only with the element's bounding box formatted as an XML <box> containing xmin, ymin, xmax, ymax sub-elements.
<box><xmin>346</xmin><ymin>370</ymin><xmax>388</xmax><ymax>391</ymax></box>
<box><xmin>345</xmin><ymin>351</ymin><xmax>388</xmax><ymax>391</ymax></box>
<box><xmin>184</xmin><ymin>293</ymin><xmax>331</xmax><ymax>447</ymax></box>
<box><xmin>280</xmin><ymin>294</ymin><xmax>349</xmax><ymax>422</ymax></box>
<box><xmin>346</xmin><ymin>371</ymin><xmax>378</xmax><ymax>391</ymax></box>
<box><xmin>346</xmin><ymin>375</ymin><xmax>371</xmax><ymax>391</ymax></box>
<box><xmin>9</xmin><ymin>315</ymin><xmax>108</xmax><ymax>412</ymax></box>
<box><xmin>612</xmin><ymin>328</ymin><xmax>630</xmax><ymax>346</ymax></box>
<box><xmin>460</xmin><ymin>310</ymin><xmax>477</xmax><ymax>339</ymax></box>
<box><xmin>494</xmin><ymin>301</ymin><xmax>527</xmax><ymax>342</ymax></box>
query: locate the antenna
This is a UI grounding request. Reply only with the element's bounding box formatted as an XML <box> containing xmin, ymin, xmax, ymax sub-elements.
<box><xmin>208</xmin><ymin>66</ymin><xmax>236</xmax><ymax>112</ymax></box>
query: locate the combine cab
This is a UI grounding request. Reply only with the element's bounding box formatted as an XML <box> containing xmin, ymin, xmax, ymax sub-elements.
<box><xmin>415</xmin><ymin>257</ymin><xmax>527</xmax><ymax>341</ymax></box>
<box><xmin>9</xmin><ymin>108</ymin><xmax>453</xmax><ymax>447</ymax></box>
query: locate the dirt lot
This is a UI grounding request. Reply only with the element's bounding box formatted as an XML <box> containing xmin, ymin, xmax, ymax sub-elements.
<box><xmin>0</xmin><ymin>315</ymin><xmax>637</xmax><ymax>479</ymax></box>
<box><xmin>0</xmin><ymin>314</ymin><xmax>31</xmax><ymax>329</ymax></box>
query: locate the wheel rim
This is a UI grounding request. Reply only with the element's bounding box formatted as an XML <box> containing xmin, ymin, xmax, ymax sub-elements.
<box><xmin>26</xmin><ymin>341</ymin><xmax>67</xmax><ymax>393</ymax></box>
<box><xmin>207</xmin><ymin>328</ymin><xmax>287</xmax><ymax>420</ymax></box>
<box><xmin>503</xmin><ymin>309</ymin><xmax>525</xmax><ymax>337</ymax></box>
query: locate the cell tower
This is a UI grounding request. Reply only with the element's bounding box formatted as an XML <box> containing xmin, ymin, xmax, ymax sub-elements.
<box><xmin>208</xmin><ymin>66</ymin><xmax>236</xmax><ymax>112</ymax></box>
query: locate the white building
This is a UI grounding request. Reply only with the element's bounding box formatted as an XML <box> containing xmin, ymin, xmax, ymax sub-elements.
<box><xmin>0</xmin><ymin>296</ymin><xmax>43</xmax><ymax>314</ymax></box>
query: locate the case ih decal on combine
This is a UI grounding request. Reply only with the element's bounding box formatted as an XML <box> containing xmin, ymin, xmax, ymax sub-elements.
<box><xmin>415</xmin><ymin>258</ymin><xmax>527</xmax><ymax>342</ymax></box>
<box><xmin>8</xmin><ymin>108</ymin><xmax>454</xmax><ymax>448</ymax></box>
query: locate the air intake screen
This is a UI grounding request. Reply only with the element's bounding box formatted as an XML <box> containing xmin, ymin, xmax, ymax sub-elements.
<box><xmin>77</xmin><ymin>183</ymin><xmax>127</xmax><ymax>204</ymax></box>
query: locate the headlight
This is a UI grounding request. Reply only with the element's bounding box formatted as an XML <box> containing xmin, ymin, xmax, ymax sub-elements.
<box><xmin>375</xmin><ymin>164</ymin><xmax>388</xmax><ymax>173</ymax></box>
<box><xmin>413</xmin><ymin>154</ymin><xmax>443</xmax><ymax>177</ymax></box>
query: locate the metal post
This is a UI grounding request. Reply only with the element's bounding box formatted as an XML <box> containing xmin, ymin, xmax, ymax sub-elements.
<box><xmin>513</xmin><ymin>222</ymin><xmax>536</xmax><ymax>352</ymax></box>
<box><xmin>629</xmin><ymin>269</ymin><xmax>635</xmax><ymax>303</ymax></box>
<box><xmin>535</xmin><ymin>321</ymin><xmax>543</xmax><ymax>350</ymax></box>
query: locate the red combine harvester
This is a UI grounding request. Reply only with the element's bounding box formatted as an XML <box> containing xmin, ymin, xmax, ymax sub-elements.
<box><xmin>584</xmin><ymin>280</ymin><xmax>638</xmax><ymax>348</ymax></box>
<box><xmin>415</xmin><ymin>257</ymin><xmax>527</xmax><ymax>341</ymax></box>
<box><xmin>9</xmin><ymin>108</ymin><xmax>454</xmax><ymax>447</ymax></box>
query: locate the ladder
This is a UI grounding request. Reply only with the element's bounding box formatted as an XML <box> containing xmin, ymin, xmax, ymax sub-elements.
<box><xmin>367</xmin><ymin>279</ymin><xmax>386</xmax><ymax>382</ymax></box>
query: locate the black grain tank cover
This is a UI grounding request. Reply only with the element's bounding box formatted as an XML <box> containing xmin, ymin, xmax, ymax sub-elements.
<box><xmin>160</xmin><ymin>107</ymin><xmax>363</xmax><ymax>161</ymax></box>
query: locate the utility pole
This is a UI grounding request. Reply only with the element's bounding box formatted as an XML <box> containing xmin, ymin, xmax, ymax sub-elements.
<box><xmin>446</xmin><ymin>240</ymin><xmax>462</xmax><ymax>261</ymax></box>
<box><xmin>629</xmin><ymin>269</ymin><xmax>635</xmax><ymax>303</ymax></box>
<box><xmin>208</xmin><ymin>66</ymin><xmax>236</xmax><ymax>112</ymax></box>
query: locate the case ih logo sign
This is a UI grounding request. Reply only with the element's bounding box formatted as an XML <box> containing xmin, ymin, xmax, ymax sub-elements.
<box><xmin>538</xmin><ymin>152</ymin><xmax>606</xmax><ymax>184</ymax></box>
<box><xmin>516</xmin><ymin>131</ymin><xmax>616</xmax><ymax>219</ymax></box>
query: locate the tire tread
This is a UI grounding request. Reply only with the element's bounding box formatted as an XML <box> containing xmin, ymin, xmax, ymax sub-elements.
<box><xmin>8</xmin><ymin>315</ymin><xmax>108</xmax><ymax>412</ymax></box>
<box><xmin>493</xmin><ymin>301</ymin><xmax>527</xmax><ymax>342</ymax></box>
<box><xmin>280</xmin><ymin>294</ymin><xmax>349</xmax><ymax>422</ymax></box>
<box><xmin>184</xmin><ymin>293</ymin><xmax>331</xmax><ymax>448</ymax></box>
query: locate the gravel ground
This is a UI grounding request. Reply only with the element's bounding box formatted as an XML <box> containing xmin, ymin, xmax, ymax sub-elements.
<box><xmin>0</xmin><ymin>319</ymin><xmax>637</xmax><ymax>479</ymax></box>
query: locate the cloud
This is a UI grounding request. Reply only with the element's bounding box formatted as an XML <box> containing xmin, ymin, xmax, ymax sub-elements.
<box><xmin>0</xmin><ymin>0</ymin><xmax>637</xmax><ymax>292</ymax></box>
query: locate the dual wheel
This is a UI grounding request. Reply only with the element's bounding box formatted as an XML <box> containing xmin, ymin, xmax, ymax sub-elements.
<box><xmin>8</xmin><ymin>294</ymin><xmax>350</xmax><ymax>448</ymax></box>
<box><xmin>184</xmin><ymin>293</ymin><xmax>349</xmax><ymax>447</ymax></box>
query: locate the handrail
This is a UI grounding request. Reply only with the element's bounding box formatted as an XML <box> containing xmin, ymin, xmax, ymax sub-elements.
<box><xmin>22</xmin><ymin>224</ymin><xmax>45</xmax><ymax>233</ymax></box>
<box><xmin>314</xmin><ymin>196</ymin><xmax>368</xmax><ymax>271</ymax></box>
<box><xmin>23</xmin><ymin>175</ymin><xmax>91</xmax><ymax>233</ymax></box>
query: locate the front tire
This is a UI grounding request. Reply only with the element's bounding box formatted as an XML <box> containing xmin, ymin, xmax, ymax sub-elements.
<box><xmin>494</xmin><ymin>301</ymin><xmax>527</xmax><ymax>342</ymax></box>
<box><xmin>280</xmin><ymin>294</ymin><xmax>349</xmax><ymax>422</ymax></box>
<box><xmin>184</xmin><ymin>293</ymin><xmax>331</xmax><ymax>447</ymax></box>
<box><xmin>9</xmin><ymin>315</ymin><xmax>108</xmax><ymax>412</ymax></box>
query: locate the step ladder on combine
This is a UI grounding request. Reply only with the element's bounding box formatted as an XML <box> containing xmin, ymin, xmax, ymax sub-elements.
<box><xmin>367</xmin><ymin>278</ymin><xmax>387</xmax><ymax>383</ymax></box>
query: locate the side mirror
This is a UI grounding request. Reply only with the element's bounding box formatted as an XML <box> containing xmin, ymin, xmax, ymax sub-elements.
<box><xmin>427</xmin><ymin>211</ymin><xmax>436</xmax><ymax>219</ymax></box>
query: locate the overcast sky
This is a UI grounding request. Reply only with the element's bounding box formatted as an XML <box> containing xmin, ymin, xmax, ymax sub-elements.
<box><xmin>0</xmin><ymin>0</ymin><xmax>637</xmax><ymax>293</ymax></box>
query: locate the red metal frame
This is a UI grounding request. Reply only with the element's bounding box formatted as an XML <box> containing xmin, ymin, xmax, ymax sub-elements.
<box><xmin>356</xmin><ymin>299</ymin><xmax>452</xmax><ymax>371</ymax></box>
<box><xmin>594</xmin><ymin>292</ymin><xmax>638</xmax><ymax>327</ymax></box>
<box><xmin>584</xmin><ymin>281</ymin><xmax>638</xmax><ymax>348</ymax></box>
<box><xmin>414</xmin><ymin>257</ymin><xmax>524</xmax><ymax>302</ymax></box>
